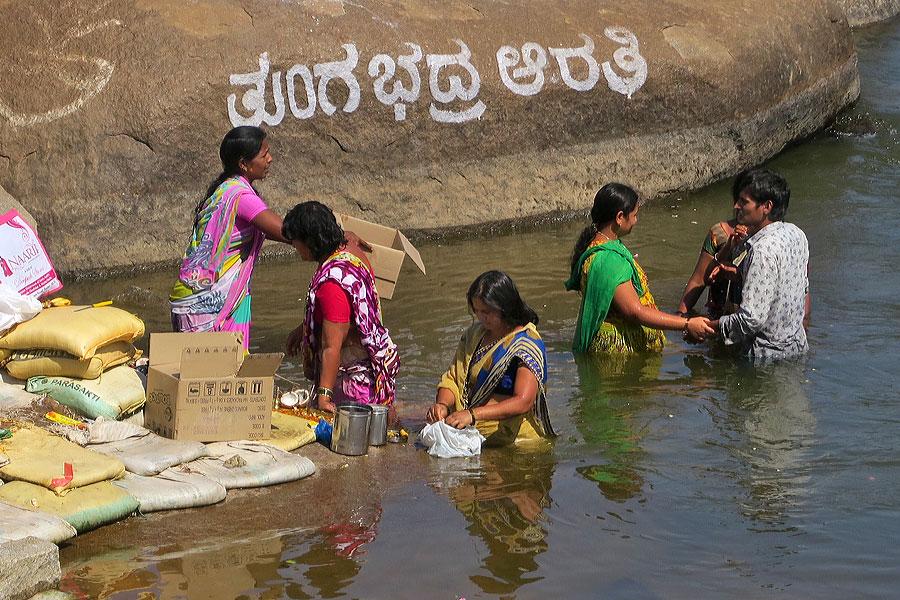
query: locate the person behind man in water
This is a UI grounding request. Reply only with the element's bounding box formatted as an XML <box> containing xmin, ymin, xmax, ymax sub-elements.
<box><xmin>693</xmin><ymin>168</ymin><xmax>810</xmax><ymax>360</ymax></box>
<box><xmin>676</xmin><ymin>174</ymin><xmax>751</xmax><ymax>320</ymax></box>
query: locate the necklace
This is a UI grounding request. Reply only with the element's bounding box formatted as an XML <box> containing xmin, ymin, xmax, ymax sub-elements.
<box><xmin>598</xmin><ymin>230</ymin><xmax>616</xmax><ymax>243</ymax></box>
<box><xmin>473</xmin><ymin>335</ymin><xmax>503</xmax><ymax>363</ymax></box>
<box><xmin>476</xmin><ymin>325</ymin><xmax>515</xmax><ymax>357</ymax></box>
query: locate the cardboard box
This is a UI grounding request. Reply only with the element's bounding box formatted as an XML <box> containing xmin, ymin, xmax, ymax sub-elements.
<box><xmin>145</xmin><ymin>332</ymin><xmax>283</xmax><ymax>442</ymax></box>
<box><xmin>337</xmin><ymin>213</ymin><xmax>426</xmax><ymax>299</ymax></box>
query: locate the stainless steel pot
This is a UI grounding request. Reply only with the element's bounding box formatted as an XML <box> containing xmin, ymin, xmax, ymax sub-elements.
<box><xmin>368</xmin><ymin>404</ymin><xmax>390</xmax><ymax>446</ymax></box>
<box><xmin>330</xmin><ymin>403</ymin><xmax>372</xmax><ymax>456</ymax></box>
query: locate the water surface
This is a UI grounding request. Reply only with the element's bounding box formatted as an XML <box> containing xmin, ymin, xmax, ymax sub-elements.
<box><xmin>57</xmin><ymin>19</ymin><xmax>900</xmax><ymax>600</ymax></box>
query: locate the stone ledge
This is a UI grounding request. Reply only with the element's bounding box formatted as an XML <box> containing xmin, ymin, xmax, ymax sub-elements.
<box><xmin>835</xmin><ymin>0</ymin><xmax>900</xmax><ymax>27</ymax></box>
<box><xmin>0</xmin><ymin>536</ymin><xmax>61</xmax><ymax>600</ymax></box>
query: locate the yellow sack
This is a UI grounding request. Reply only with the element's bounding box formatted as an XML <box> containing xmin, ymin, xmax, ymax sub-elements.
<box><xmin>26</xmin><ymin>364</ymin><xmax>146</xmax><ymax>421</ymax></box>
<box><xmin>0</xmin><ymin>426</ymin><xmax>125</xmax><ymax>494</ymax></box>
<box><xmin>0</xmin><ymin>480</ymin><xmax>138</xmax><ymax>533</ymax></box>
<box><xmin>267</xmin><ymin>411</ymin><xmax>317</xmax><ymax>452</ymax></box>
<box><xmin>1</xmin><ymin>341</ymin><xmax>138</xmax><ymax>380</ymax></box>
<box><xmin>0</xmin><ymin>305</ymin><xmax>144</xmax><ymax>360</ymax></box>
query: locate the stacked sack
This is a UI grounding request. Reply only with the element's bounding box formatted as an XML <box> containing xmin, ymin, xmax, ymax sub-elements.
<box><xmin>0</xmin><ymin>304</ymin><xmax>147</xmax><ymax>421</ymax></box>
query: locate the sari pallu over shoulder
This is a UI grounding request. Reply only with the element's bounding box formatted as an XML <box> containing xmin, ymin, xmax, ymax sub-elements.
<box><xmin>171</xmin><ymin>177</ymin><xmax>265</xmax><ymax>340</ymax></box>
<box><xmin>564</xmin><ymin>240</ymin><xmax>643</xmax><ymax>353</ymax></box>
<box><xmin>437</xmin><ymin>322</ymin><xmax>555</xmax><ymax>438</ymax></box>
<box><xmin>300</xmin><ymin>252</ymin><xmax>399</xmax><ymax>405</ymax></box>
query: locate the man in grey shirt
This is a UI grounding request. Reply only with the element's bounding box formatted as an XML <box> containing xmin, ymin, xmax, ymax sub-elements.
<box><xmin>707</xmin><ymin>169</ymin><xmax>810</xmax><ymax>360</ymax></box>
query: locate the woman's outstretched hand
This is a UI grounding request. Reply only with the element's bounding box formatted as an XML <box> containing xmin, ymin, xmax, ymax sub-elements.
<box><xmin>684</xmin><ymin>316</ymin><xmax>715</xmax><ymax>343</ymax></box>
<box><xmin>345</xmin><ymin>230</ymin><xmax>373</xmax><ymax>252</ymax></box>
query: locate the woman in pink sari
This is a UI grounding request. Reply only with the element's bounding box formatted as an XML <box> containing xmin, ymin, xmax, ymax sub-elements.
<box><xmin>170</xmin><ymin>126</ymin><xmax>288</xmax><ymax>349</ymax></box>
<box><xmin>283</xmin><ymin>201</ymin><xmax>399</xmax><ymax>414</ymax></box>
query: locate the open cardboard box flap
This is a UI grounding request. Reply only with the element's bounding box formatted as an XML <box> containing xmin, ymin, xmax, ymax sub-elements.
<box><xmin>337</xmin><ymin>213</ymin><xmax>426</xmax><ymax>299</ymax></box>
<box><xmin>150</xmin><ymin>331</ymin><xmax>243</xmax><ymax>368</ymax></box>
<box><xmin>237</xmin><ymin>353</ymin><xmax>284</xmax><ymax>377</ymax></box>
<box><xmin>150</xmin><ymin>332</ymin><xmax>284</xmax><ymax>379</ymax></box>
<box><xmin>149</xmin><ymin>331</ymin><xmax>243</xmax><ymax>366</ymax></box>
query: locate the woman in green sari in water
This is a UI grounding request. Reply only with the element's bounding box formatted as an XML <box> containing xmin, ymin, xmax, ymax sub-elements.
<box><xmin>565</xmin><ymin>183</ymin><xmax>713</xmax><ymax>353</ymax></box>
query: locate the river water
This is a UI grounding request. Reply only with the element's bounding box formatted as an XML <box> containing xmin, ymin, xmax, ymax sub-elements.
<box><xmin>56</xmin><ymin>19</ymin><xmax>900</xmax><ymax>600</ymax></box>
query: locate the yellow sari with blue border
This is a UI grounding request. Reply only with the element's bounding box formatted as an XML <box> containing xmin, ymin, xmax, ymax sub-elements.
<box><xmin>437</xmin><ymin>322</ymin><xmax>555</xmax><ymax>446</ymax></box>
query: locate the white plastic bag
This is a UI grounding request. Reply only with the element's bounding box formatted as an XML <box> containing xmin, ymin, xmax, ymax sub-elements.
<box><xmin>0</xmin><ymin>282</ymin><xmax>40</xmax><ymax>335</ymax></box>
<box><xmin>421</xmin><ymin>421</ymin><xmax>486</xmax><ymax>458</ymax></box>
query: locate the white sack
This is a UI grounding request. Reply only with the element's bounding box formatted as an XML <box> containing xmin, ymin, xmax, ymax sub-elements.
<box><xmin>88</xmin><ymin>430</ymin><xmax>209</xmax><ymax>476</ymax></box>
<box><xmin>184</xmin><ymin>441</ymin><xmax>316</xmax><ymax>489</ymax></box>
<box><xmin>0</xmin><ymin>371</ymin><xmax>36</xmax><ymax>410</ymax></box>
<box><xmin>112</xmin><ymin>470</ymin><xmax>226</xmax><ymax>513</ymax></box>
<box><xmin>60</xmin><ymin>420</ymin><xmax>209</xmax><ymax>476</ymax></box>
<box><xmin>0</xmin><ymin>500</ymin><xmax>77</xmax><ymax>544</ymax></box>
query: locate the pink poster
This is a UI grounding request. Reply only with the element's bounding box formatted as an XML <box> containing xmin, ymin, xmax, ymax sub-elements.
<box><xmin>0</xmin><ymin>210</ymin><xmax>63</xmax><ymax>298</ymax></box>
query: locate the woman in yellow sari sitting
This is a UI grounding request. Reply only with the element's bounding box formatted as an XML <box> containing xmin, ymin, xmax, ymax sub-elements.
<box><xmin>426</xmin><ymin>271</ymin><xmax>554</xmax><ymax>446</ymax></box>
<box><xmin>565</xmin><ymin>183</ymin><xmax>713</xmax><ymax>353</ymax></box>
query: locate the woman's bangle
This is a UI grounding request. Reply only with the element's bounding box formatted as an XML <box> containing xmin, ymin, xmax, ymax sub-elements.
<box><xmin>317</xmin><ymin>387</ymin><xmax>334</xmax><ymax>399</ymax></box>
<box><xmin>435</xmin><ymin>403</ymin><xmax>450</xmax><ymax>414</ymax></box>
<box><xmin>468</xmin><ymin>408</ymin><xmax>476</xmax><ymax>425</ymax></box>
<box><xmin>682</xmin><ymin>317</ymin><xmax>691</xmax><ymax>334</ymax></box>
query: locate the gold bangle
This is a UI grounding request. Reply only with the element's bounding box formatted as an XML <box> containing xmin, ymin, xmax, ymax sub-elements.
<box><xmin>317</xmin><ymin>387</ymin><xmax>333</xmax><ymax>398</ymax></box>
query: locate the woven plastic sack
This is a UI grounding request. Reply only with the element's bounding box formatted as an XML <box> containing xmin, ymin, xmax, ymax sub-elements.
<box><xmin>0</xmin><ymin>370</ymin><xmax>37</xmax><ymax>408</ymax></box>
<box><xmin>0</xmin><ymin>480</ymin><xmax>137</xmax><ymax>533</ymax></box>
<box><xmin>420</xmin><ymin>421</ymin><xmax>486</xmax><ymax>458</ymax></box>
<box><xmin>0</xmin><ymin>499</ymin><xmax>77</xmax><ymax>544</ymax></box>
<box><xmin>26</xmin><ymin>364</ymin><xmax>145</xmax><ymax>421</ymax></box>
<box><xmin>112</xmin><ymin>469</ymin><xmax>226</xmax><ymax>513</ymax></box>
<box><xmin>0</xmin><ymin>304</ymin><xmax>144</xmax><ymax>360</ymax></box>
<box><xmin>85</xmin><ymin>422</ymin><xmax>209</xmax><ymax>476</ymax></box>
<box><xmin>184</xmin><ymin>441</ymin><xmax>316</xmax><ymax>489</ymax></box>
<box><xmin>267</xmin><ymin>411</ymin><xmax>317</xmax><ymax>452</ymax></box>
<box><xmin>2</xmin><ymin>342</ymin><xmax>138</xmax><ymax>380</ymax></box>
<box><xmin>0</xmin><ymin>426</ymin><xmax>125</xmax><ymax>494</ymax></box>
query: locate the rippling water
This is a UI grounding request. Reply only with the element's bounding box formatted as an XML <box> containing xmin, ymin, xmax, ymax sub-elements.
<box><xmin>57</xmin><ymin>20</ymin><xmax>900</xmax><ymax>599</ymax></box>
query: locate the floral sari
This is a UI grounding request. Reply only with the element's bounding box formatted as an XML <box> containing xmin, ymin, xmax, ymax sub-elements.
<box><xmin>300</xmin><ymin>251</ymin><xmax>399</xmax><ymax>405</ymax></box>
<box><xmin>565</xmin><ymin>239</ymin><xmax>666</xmax><ymax>354</ymax></box>
<box><xmin>438</xmin><ymin>322</ymin><xmax>555</xmax><ymax>445</ymax></box>
<box><xmin>170</xmin><ymin>177</ymin><xmax>264</xmax><ymax>349</ymax></box>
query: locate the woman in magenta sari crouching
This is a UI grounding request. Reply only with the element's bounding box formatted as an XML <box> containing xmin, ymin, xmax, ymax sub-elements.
<box><xmin>283</xmin><ymin>201</ymin><xmax>399</xmax><ymax>414</ymax></box>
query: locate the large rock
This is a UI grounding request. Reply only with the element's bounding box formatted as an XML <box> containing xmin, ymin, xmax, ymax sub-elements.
<box><xmin>835</xmin><ymin>0</ymin><xmax>900</xmax><ymax>26</ymax></box>
<box><xmin>0</xmin><ymin>185</ymin><xmax>37</xmax><ymax>232</ymax></box>
<box><xmin>0</xmin><ymin>536</ymin><xmax>60</xmax><ymax>600</ymax></box>
<box><xmin>0</xmin><ymin>0</ymin><xmax>858</xmax><ymax>275</ymax></box>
